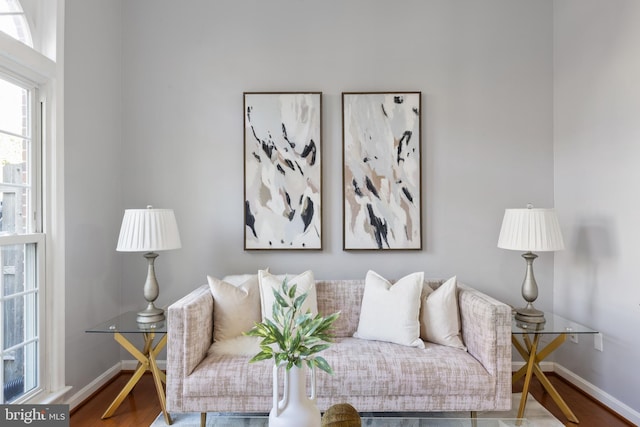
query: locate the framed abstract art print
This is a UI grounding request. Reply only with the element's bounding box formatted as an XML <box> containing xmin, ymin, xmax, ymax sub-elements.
<box><xmin>342</xmin><ymin>92</ymin><xmax>422</xmax><ymax>250</ymax></box>
<box><xmin>244</xmin><ymin>92</ymin><xmax>322</xmax><ymax>250</ymax></box>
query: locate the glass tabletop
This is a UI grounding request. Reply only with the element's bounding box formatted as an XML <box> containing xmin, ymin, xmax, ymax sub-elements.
<box><xmin>358</xmin><ymin>419</ymin><xmax>529</xmax><ymax>427</ymax></box>
<box><xmin>512</xmin><ymin>312</ymin><xmax>597</xmax><ymax>335</ymax></box>
<box><xmin>196</xmin><ymin>414</ymin><xmax>528</xmax><ymax>427</ymax></box>
<box><xmin>85</xmin><ymin>310</ymin><xmax>166</xmax><ymax>334</ymax></box>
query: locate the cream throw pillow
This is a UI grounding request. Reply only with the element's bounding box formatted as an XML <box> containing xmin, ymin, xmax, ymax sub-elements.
<box><xmin>258</xmin><ymin>270</ymin><xmax>317</xmax><ymax>322</ymax></box>
<box><xmin>420</xmin><ymin>276</ymin><xmax>466</xmax><ymax>350</ymax></box>
<box><xmin>207</xmin><ymin>335</ymin><xmax>262</xmax><ymax>356</ymax></box>
<box><xmin>354</xmin><ymin>270</ymin><xmax>425</xmax><ymax>348</ymax></box>
<box><xmin>208</xmin><ymin>274</ymin><xmax>262</xmax><ymax>342</ymax></box>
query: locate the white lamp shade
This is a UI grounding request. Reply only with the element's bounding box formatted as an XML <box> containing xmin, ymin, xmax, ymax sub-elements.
<box><xmin>117</xmin><ymin>208</ymin><xmax>182</xmax><ymax>252</ymax></box>
<box><xmin>497</xmin><ymin>208</ymin><xmax>564</xmax><ymax>252</ymax></box>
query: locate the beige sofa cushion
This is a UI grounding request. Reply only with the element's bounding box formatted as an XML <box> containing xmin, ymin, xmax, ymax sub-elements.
<box><xmin>420</xmin><ymin>276</ymin><xmax>466</xmax><ymax>350</ymax></box>
<box><xmin>208</xmin><ymin>274</ymin><xmax>261</xmax><ymax>341</ymax></box>
<box><xmin>183</xmin><ymin>338</ymin><xmax>494</xmax><ymax>399</ymax></box>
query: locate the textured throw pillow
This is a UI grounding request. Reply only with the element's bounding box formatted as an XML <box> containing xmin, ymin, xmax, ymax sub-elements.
<box><xmin>354</xmin><ymin>270</ymin><xmax>425</xmax><ymax>348</ymax></box>
<box><xmin>258</xmin><ymin>270</ymin><xmax>317</xmax><ymax>322</ymax></box>
<box><xmin>420</xmin><ymin>276</ymin><xmax>466</xmax><ymax>350</ymax></box>
<box><xmin>207</xmin><ymin>275</ymin><xmax>261</xmax><ymax>341</ymax></box>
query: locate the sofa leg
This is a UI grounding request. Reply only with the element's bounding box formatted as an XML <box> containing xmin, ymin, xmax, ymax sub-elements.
<box><xmin>200</xmin><ymin>412</ymin><xmax>206</xmax><ymax>427</ymax></box>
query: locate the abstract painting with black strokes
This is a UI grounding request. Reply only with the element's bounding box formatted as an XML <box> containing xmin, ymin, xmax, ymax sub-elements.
<box><xmin>244</xmin><ymin>92</ymin><xmax>322</xmax><ymax>250</ymax></box>
<box><xmin>342</xmin><ymin>92</ymin><xmax>421</xmax><ymax>250</ymax></box>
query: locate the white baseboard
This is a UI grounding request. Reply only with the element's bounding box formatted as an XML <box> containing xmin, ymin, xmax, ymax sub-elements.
<box><xmin>65</xmin><ymin>362</ymin><xmax>122</xmax><ymax>410</ymax></box>
<box><xmin>121</xmin><ymin>359</ymin><xmax>166</xmax><ymax>371</ymax></box>
<box><xmin>65</xmin><ymin>360</ymin><xmax>166</xmax><ymax>410</ymax></box>
<box><xmin>512</xmin><ymin>361</ymin><xmax>640</xmax><ymax>425</ymax></box>
<box><xmin>511</xmin><ymin>360</ymin><xmax>555</xmax><ymax>372</ymax></box>
<box><xmin>553</xmin><ymin>364</ymin><xmax>640</xmax><ymax>426</ymax></box>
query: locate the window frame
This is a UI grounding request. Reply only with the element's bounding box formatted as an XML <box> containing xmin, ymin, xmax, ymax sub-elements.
<box><xmin>0</xmin><ymin>70</ymin><xmax>44</xmax><ymax>403</ymax></box>
<box><xmin>0</xmin><ymin>0</ymin><xmax>33</xmax><ymax>47</ymax></box>
<box><xmin>0</xmin><ymin>70</ymin><xmax>39</xmax><ymax>235</ymax></box>
<box><xmin>0</xmin><ymin>65</ymin><xmax>47</xmax><ymax>404</ymax></box>
<box><xmin>0</xmin><ymin>0</ymin><xmax>67</xmax><ymax>404</ymax></box>
<box><xmin>0</xmin><ymin>234</ymin><xmax>45</xmax><ymax>403</ymax></box>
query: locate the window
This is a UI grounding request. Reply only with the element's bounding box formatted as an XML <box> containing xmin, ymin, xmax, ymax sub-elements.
<box><xmin>0</xmin><ymin>0</ymin><xmax>33</xmax><ymax>47</ymax></box>
<box><xmin>0</xmin><ymin>0</ymin><xmax>65</xmax><ymax>404</ymax></box>
<box><xmin>0</xmin><ymin>73</ymin><xmax>43</xmax><ymax>404</ymax></box>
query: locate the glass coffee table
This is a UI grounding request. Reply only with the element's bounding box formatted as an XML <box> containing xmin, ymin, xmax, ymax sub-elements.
<box><xmin>359</xmin><ymin>419</ymin><xmax>528</xmax><ymax>426</ymax></box>
<box><xmin>181</xmin><ymin>413</ymin><xmax>528</xmax><ymax>427</ymax></box>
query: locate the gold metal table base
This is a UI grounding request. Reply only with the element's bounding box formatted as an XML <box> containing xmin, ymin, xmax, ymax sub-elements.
<box><xmin>512</xmin><ymin>332</ymin><xmax>579</xmax><ymax>424</ymax></box>
<box><xmin>101</xmin><ymin>331</ymin><xmax>172</xmax><ymax>425</ymax></box>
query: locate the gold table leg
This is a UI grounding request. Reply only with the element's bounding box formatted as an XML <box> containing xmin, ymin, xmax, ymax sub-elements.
<box><xmin>101</xmin><ymin>332</ymin><xmax>172</xmax><ymax>425</ymax></box>
<box><xmin>512</xmin><ymin>332</ymin><xmax>579</xmax><ymax>424</ymax></box>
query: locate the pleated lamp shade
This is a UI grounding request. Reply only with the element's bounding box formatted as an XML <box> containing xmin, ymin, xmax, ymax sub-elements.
<box><xmin>117</xmin><ymin>207</ymin><xmax>182</xmax><ymax>252</ymax></box>
<box><xmin>497</xmin><ymin>208</ymin><xmax>564</xmax><ymax>252</ymax></box>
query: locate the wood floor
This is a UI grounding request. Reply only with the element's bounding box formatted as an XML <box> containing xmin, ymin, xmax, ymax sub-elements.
<box><xmin>70</xmin><ymin>372</ymin><xmax>634</xmax><ymax>427</ymax></box>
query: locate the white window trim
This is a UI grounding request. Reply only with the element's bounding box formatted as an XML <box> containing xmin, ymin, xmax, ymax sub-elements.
<box><xmin>0</xmin><ymin>0</ymin><xmax>68</xmax><ymax>404</ymax></box>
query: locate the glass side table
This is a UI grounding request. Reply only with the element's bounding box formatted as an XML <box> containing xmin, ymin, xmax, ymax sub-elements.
<box><xmin>512</xmin><ymin>312</ymin><xmax>597</xmax><ymax>424</ymax></box>
<box><xmin>86</xmin><ymin>311</ymin><xmax>171</xmax><ymax>425</ymax></box>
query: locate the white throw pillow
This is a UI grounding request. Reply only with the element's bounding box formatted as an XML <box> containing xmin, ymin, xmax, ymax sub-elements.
<box><xmin>207</xmin><ymin>275</ymin><xmax>261</xmax><ymax>341</ymax></box>
<box><xmin>354</xmin><ymin>270</ymin><xmax>425</xmax><ymax>348</ymax></box>
<box><xmin>420</xmin><ymin>276</ymin><xmax>466</xmax><ymax>350</ymax></box>
<box><xmin>258</xmin><ymin>270</ymin><xmax>317</xmax><ymax>323</ymax></box>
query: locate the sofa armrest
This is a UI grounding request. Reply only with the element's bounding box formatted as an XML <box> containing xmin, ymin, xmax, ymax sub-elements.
<box><xmin>458</xmin><ymin>283</ymin><xmax>512</xmax><ymax>409</ymax></box>
<box><xmin>166</xmin><ymin>284</ymin><xmax>213</xmax><ymax>411</ymax></box>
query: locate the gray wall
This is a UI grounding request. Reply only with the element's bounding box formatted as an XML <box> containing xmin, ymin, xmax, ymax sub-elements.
<box><xmin>64</xmin><ymin>0</ymin><xmax>558</xmax><ymax>405</ymax></box>
<box><xmin>120</xmin><ymin>0</ymin><xmax>555</xmax><ymax>310</ymax></box>
<box><xmin>553</xmin><ymin>0</ymin><xmax>640</xmax><ymax>417</ymax></box>
<box><xmin>64</xmin><ymin>0</ymin><xmax>123</xmax><ymax>395</ymax></box>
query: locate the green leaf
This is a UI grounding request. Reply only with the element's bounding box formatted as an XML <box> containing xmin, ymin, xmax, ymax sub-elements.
<box><xmin>314</xmin><ymin>334</ymin><xmax>335</xmax><ymax>343</ymax></box>
<box><xmin>313</xmin><ymin>356</ymin><xmax>333</xmax><ymax>375</ymax></box>
<box><xmin>263</xmin><ymin>320</ymin><xmax>284</xmax><ymax>347</ymax></box>
<box><xmin>260</xmin><ymin>341</ymin><xmax>273</xmax><ymax>349</ymax></box>
<box><xmin>293</xmin><ymin>293</ymin><xmax>307</xmax><ymax>310</ymax></box>
<box><xmin>307</xmin><ymin>344</ymin><xmax>330</xmax><ymax>354</ymax></box>
<box><xmin>290</xmin><ymin>331</ymin><xmax>302</xmax><ymax>352</ymax></box>
<box><xmin>288</xmin><ymin>283</ymin><xmax>297</xmax><ymax>299</ymax></box>
<box><xmin>274</xmin><ymin>291</ymin><xmax>289</xmax><ymax>309</ymax></box>
<box><xmin>248</xmin><ymin>351</ymin><xmax>273</xmax><ymax>364</ymax></box>
<box><xmin>295</xmin><ymin>312</ymin><xmax>312</xmax><ymax>327</ymax></box>
<box><xmin>244</xmin><ymin>328</ymin><xmax>260</xmax><ymax>337</ymax></box>
<box><xmin>319</xmin><ymin>313</ymin><xmax>340</xmax><ymax>330</ymax></box>
<box><xmin>302</xmin><ymin>318</ymin><xmax>323</xmax><ymax>336</ymax></box>
<box><xmin>260</xmin><ymin>335</ymin><xmax>277</xmax><ymax>346</ymax></box>
<box><xmin>245</xmin><ymin>323</ymin><xmax>269</xmax><ymax>338</ymax></box>
<box><xmin>275</xmin><ymin>352</ymin><xmax>288</xmax><ymax>366</ymax></box>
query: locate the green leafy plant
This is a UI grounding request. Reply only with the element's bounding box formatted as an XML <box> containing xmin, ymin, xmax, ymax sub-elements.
<box><xmin>245</xmin><ymin>278</ymin><xmax>340</xmax><ymax>374</ymax></box>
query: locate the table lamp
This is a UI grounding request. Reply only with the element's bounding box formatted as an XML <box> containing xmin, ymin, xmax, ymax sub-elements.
<box><xmin>498</xmin><ymin>204</ymin><xmax>564</xmax><ymax>323</ymax></box>
<box><xmin>117</xmin><ymin>206</ymin><xmax>181</xmax><ymax>323</ymax></box>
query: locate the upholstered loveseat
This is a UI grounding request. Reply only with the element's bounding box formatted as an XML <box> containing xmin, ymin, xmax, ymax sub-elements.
<box><xmin>166</xmin><ymin>272</ymin><xmax>512</xmax><ymax>420</ymax></box>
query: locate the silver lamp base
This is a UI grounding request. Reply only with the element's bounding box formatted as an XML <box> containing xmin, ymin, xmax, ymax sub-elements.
<box><xmin>515</xmin><ymin>304</ymin><xmax>546</xmax><ymax>324</ymax></box>
<box><xmin>136</xmin><ymin>252</ymin><xmax>165</xmax><ymax>324</ymax></box>
<box><xmin>515</xmin><ymin>252</ymin><xmax>546</xmax><ymax>324</ymax></box>
<box><xmin>137</xmin><ymin>302</ymin><xmax>165</xmax><ymax>324</ymax></box>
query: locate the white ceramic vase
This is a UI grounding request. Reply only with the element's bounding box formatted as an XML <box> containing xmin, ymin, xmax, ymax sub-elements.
<box><xmin>269</xmin><ymin>363</ymin><xmax>321</xmax><ymax>427</ymax></box>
